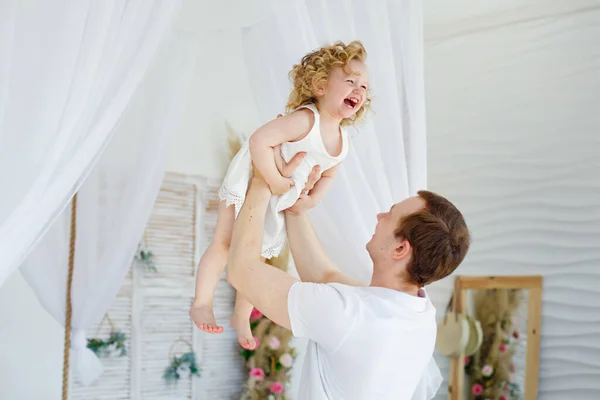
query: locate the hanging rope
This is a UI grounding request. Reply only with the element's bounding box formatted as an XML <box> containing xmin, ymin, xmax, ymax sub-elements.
<box><xmin>62</xmin><ymin>193</ymin><xmax>78</xmax><ymax>400</ymax></box>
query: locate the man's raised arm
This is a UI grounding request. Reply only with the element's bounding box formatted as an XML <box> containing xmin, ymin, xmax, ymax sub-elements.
<box><xmin>285</xmin><ymin>211</ymin><xmax>366</xmax><ymax>287</ymax></box>
<box><xmin>282</xmin><ymin>163</ymin><xmax>366</xmax><ymax>287</ymax></box>
<box><xmin>226</xmin><ymin>176</ymin><xmax>298</xmax><ymax>330</ymax></box>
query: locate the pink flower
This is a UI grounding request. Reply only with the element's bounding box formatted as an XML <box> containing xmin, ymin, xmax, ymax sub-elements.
<box><xmin>464</xmin><ymin>356</ymin><xmax>471</xmax><ymax>365</ymax></box>
<box><xmin>269</xmin><ymin>382</ymin><xmax>284</xmax><ymax>394</ymax></box>
<box><xmin>500</xmin><ymin>396</ymin><xmax>507</xmax><ymax>400</ymax></box>
<box><xmin>250</xmin><ymin>308</ymin><xmax>263</xmax><ymax>320</ymax></box>
<box><xmin>513</xmin><ymin>331</ymin><xmax>519</xmax><ymax>339</ymax></box>
<box><xmin>268</xmin><ymin>336</ymin><xmax>281</xmax><ymax>350</ymax></box>
<box><xmin>279</xmin><ymin>353</ymin><xmax>294</xmax><ymax>368</ymax></box>
<box><xmin>499</xmin><ymin>342</ymin><xmax>507</xmax><ymax>352</ymax></box>
<box><xmin>249</xmin><ymin>368</ymin><xmax>265</xmax><ymax>381</ymax></box>
<box><xmin>472</xmin><ymin>384</ymin><xmax>483</xmax><ymax>396</ymax></box>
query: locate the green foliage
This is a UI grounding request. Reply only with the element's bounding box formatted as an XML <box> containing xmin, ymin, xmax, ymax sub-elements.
<box><xmin>135</xmin><ymin>248</ymin><xmax>157</xmax><ymax>272</ymax></box>
<box><xmin>163</xmin><ymin>351</ymin><xmax>200</xmax><ymax>384</ymax></box>
<box><xmin>87</xmin><ymin>331</ymin><xmax>127</xmax><ymax>357</ymax></box>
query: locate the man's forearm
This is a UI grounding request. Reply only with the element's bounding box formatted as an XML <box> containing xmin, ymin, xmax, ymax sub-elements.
<box><xmin>285</xmin><ymin>212</ymin><xmax>367</xmax><ymax>286</ymax></box>
<box><xmin>226</xmin><ymin>176</ymin><xmax>299</xmax><ymax>330</ymax></box>
<box><xmin>228</xmin><ymin>177</ymin><xmax>271</xmax><ymax>277</ymax></box>
<box><xmin>285</xmin><ymin>212</ymin><xmax>339</xmax><ymax>283</ymax></box>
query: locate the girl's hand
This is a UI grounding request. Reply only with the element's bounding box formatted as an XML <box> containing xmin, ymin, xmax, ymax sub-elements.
<box><xmin>268</xmin><ymin>176</ymin><xmax>295</xmax><ymax>196</ymax></box>
<box><xmin>268</xmin><ymin>144</ymin><xmax>306</xmax><ymax>196</ymax></box>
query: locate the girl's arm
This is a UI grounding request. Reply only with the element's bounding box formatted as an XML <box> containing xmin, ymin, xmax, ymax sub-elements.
<box><xmin>249</xmin><ymin>109</ymin><xmax>314</xmax><ymax>195</ymax></box>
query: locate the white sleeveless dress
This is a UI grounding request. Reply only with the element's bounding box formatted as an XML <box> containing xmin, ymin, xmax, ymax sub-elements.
<box><xmin>219</xmin><ymin>103</ymin><xmax>350</xmax><ymax>259</ymax></box>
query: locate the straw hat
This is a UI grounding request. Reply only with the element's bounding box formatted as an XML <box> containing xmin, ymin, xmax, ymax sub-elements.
<box><xmin>435</xmin><ymin>295</ymin><xmax>483</xmax><ymax>357</ymax></box>
<box><xmin>436</xmin><ymin>311</ymin><xmax>469</xmax><ymax>357</ymax></box>
<box><xmin>464</xmin><ymin>316</ymin><xmax>483</xmax><ymax>356</ymax></box>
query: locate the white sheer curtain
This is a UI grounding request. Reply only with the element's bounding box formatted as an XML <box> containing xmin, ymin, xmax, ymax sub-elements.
<box><xmin>0</xmin><ymin>0</ymin><xmax>182</xmax><ymax>287</ymax></box>
<box><xmin>242</xmin><ymin>1</ymin><xmax>439</xmax><ymax>398</ymax></box>
<box><xmin>19</xmin><ymin>27</ymin><xmax>194</xmax><ymax>385</ymax></box>
<box><xmin>242</xmin><ymin>0</ymin><xmax>427</xmax><ymax>282</ymax></box>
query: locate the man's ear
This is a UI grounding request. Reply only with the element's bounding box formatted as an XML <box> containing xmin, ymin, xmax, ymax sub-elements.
<box><xmin>392</xmin><ymin>238</ymin><xmax>411</xmax><ymax>261</ymax></box>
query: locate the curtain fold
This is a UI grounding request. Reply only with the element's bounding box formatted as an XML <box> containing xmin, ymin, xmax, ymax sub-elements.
<box><xmin>0</xmin><ymin>0</ymin><xmax>193</xmax><ymax>385</ymax></box>
<box><xmin>20</xmin><ymin>26</ymin><xmax>195</xmax><ymax>385</ymax></box>
<box><xmin>0</xmin><ymin>0</ymin><xmax>182</xmax><ymax>287</ymax></box>
<box><xmin>241</xmin><ymin>1</ymin><xmax>438</xmax><ymax>398</ymax></box>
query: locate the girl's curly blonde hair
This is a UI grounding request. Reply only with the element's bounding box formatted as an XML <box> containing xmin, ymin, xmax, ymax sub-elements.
<box><xmin>286</xmin><ymin>40</ymin><xmax>371</xmax><ymax>126</ymax></box>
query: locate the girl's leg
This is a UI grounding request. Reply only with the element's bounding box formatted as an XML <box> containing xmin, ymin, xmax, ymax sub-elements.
<box><xmin>189</xmin><ymin>201</ymin><xmax>235</xmax><ymax>334</ymax></box>
<box><xmin>230</xmin><ymin>291</ymin><xmax>259</xmax><ymax>350</ymax></box>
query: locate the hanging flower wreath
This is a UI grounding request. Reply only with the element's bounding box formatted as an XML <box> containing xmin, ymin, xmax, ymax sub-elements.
<box><xmin>135</xmin><ymin>232</ymin><xmax>157</xmax><ymax>272</ymax></box>
<box><xmin>86</xmin><ymin>313</ymin><xmax>128</xmax><ymax>358</ymax></box>
<box><xmin>163</xmin><ymin>339</ymin><xmax>200</xmax><ymax>385</ymax></box>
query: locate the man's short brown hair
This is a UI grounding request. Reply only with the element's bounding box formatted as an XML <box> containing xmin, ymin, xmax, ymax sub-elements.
<box><xmin>394</xmin><ymin>190</ymin><xmax>470</xmax><ymax>286</ymax></box>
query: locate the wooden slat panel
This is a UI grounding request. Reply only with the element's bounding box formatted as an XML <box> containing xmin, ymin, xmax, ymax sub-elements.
<box><xmin>139</xmin><ymin>178</ymin><xmax>197</xmax><ymax>400</ymax></box>
<box><xmin>72</xmin><ymin>175</ymin><xmax>197</xmax><ymax>400</ymax></box>
<box><xmin>194</xmin><ymin>178</ymin><xmax>245</xmax><ymax>400</ymax></box>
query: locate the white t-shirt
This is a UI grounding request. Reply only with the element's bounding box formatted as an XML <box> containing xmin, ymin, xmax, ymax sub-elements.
<box><xmin>287</xmin><ymin>282</ymin><xmax>440</xmax><ymax>400</ymax></box>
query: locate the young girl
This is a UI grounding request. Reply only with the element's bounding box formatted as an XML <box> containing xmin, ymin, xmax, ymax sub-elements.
<box><xmin>190</xmin><ymin>40</ymin><xmax>370</xmax><ymax>349</ymax></box>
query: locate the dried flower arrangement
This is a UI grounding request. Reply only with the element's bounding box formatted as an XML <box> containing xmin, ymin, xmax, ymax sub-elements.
<box><xmin>464</xmin><ymin>289</ymin><xmax>524</xmax><ymax>399</ymax></box>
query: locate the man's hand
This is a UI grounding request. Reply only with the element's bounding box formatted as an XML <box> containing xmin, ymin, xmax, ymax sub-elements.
<box><xmin>285</xmin><ymin>169</ymin><xmax>320</xmax><ymax>215</ymax></box>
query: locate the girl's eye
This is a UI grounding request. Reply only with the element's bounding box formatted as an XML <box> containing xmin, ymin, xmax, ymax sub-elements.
<box><xmin>361</xmin><ymin>85</ymin><xmax>367</xmax><ymax>90</ymax></box>
<box><xmin>346</xmin><ymin>79</ymin><xmax>354</xmax><ymax>84</ymax></box>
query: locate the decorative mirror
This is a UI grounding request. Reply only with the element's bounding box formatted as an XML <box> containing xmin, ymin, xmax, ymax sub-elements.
<box><xmin>441</xmin><ymin>275</ymin><xmax>542</xmax><ymax>400</ymax></box>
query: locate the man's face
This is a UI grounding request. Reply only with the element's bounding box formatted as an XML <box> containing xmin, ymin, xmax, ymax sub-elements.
<box><xmin>366</xmin><ymin>196</ymin><xmax>426</xmax><ymax>261</ymax></box>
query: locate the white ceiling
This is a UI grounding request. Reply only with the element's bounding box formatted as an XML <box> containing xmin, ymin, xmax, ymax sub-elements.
<box><xmin>174</xmin><ymin>0</ymin><xmax>600</xmax><ymax>37</ymax></box>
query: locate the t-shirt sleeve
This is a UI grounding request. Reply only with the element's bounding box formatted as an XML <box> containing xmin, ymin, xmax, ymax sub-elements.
<box><xmin>287</xmin><ymin>281</ymin><xmax>358</xmax><ymax>352</ymax></box>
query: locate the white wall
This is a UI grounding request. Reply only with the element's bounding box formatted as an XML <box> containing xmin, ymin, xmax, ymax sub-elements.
<box><xmin>424</xmin><ymin>1</ymin><xmax>600</xmax><ymax>399</ymax></box>
<box><xmin>0</xmin><ymin>270</ymin><xmax>64</xmax><ymax>399</ymax></box>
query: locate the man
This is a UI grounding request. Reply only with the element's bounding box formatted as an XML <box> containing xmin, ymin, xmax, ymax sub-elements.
<box><xmin>226</xmin><ymin>154</ymin><xmax>470</xmax><ymax>399</ymax></box>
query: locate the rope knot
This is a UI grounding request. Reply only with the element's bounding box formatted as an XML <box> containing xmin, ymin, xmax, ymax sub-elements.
<box><xmin>71</xmin><ymin>329</ymin><xmax>87</xmax><ymax>350</ymax></box>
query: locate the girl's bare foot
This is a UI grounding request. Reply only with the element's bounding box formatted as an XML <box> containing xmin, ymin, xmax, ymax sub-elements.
<box><xmin>230</xmin><ymin>314</ymin><xmax>256</xmax><ymax>350</ymax></box>
<box><xmin>189</xmin><ymin>304</ymin><xmax>223</xmax><ymax>334</ymax></box>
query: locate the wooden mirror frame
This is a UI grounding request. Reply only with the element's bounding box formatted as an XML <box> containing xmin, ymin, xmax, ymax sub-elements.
<box><xmin>447</xmin><ymin>275</ymin><xmax>543</xmax><ymax>400</ymax></box>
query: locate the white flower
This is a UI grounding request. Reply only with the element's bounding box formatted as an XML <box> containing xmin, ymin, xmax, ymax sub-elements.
<box><xmin>279</xmin><ymin>353</ymin><xmax>293</xmax><ymax>368</ymax></box>
<box><xmin>104</xmin><ymin>343</ymin><xmax>118</xmax><ymax>357</ymax></box>
<box><xmin>176</xmin><ymin>365</ymin><xmax>188</xmax><ymax>377</ymax></box>
<box><xmin>268</xmin><ymin>336</ymin><xmax>281</xmax><ymax>350</ymax></box>
<box><xmin>267</xmin><ymin>395</ymin><xmax>275</xmax><ymax>400</ymax></box>
<box><xmin>481</xmin><ymin>365</ymin><xmax>494</xmax><ymax>377</ymax></box>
